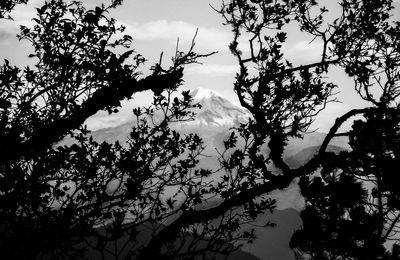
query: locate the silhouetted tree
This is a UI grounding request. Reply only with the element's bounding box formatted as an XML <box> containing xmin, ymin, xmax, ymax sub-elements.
<box><xmin>0</xmin><ymin>0</ymin><xmax>216</xmax><ymax>259</ymax></box>
<box><xmin>140</xmin><ymin>0</ymin><xmax>400</xmax><ymax>258</ymax></box>
<box><xmin>291</xmin><ymin>110</ymin><xmax>400</xmax><ymax>260</ymax></box>
<box><xmin>286</xmin><ymin>0</ymin><xmax>400</xmax><ymax>259</ymax></box>
<box><xmin>1</xmin><ymin>0</ymin><xmax>400</xmax><ymax>259</ymax></box>
<box><xmin>216</xmin><ymin>0</ymin><xmax>400</xmax><ymax>259</ymax></box>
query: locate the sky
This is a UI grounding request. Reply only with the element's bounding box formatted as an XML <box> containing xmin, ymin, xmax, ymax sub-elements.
<box><xmin>1</xmin><ymin>0</ymin><xmax>400</xmax><ymax>131</ymax></box>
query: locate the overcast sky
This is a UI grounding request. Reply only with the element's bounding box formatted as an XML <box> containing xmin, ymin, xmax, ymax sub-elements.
<box><xmin>1</xmin><ymin>0</ymin><xmax>400</xmax><ymax>131</ymax></box>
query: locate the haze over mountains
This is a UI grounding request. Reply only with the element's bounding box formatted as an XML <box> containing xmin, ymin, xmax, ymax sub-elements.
<box><xmin>89</xmin><ymin>87</ymin><xmax>348</xmax><ymax>164</ymax></box>
<box><xmin>78</xmin><ymin>87</ymin><xmax>349</xmax><ymax>260</ymax></box>
<box><xmin>89</xmin><ymin>87</ymin><xmax>250</xmax><ymax>142</ymax></box>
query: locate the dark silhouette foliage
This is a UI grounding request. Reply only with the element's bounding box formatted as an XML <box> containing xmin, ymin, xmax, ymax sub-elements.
<box><xmin>0</xmin><ymin>0</ymin><xmax>216</xmax><ymax>259</ymax></box>
<box><xmin>1</xmin><ymin>0</ymin><xmax>400</xmax><ymax>259</ymax></box>
<box><xmin>291</xmin><ymin>110</ymin><xmax>400</xmax><ymax>260</ymax></box>
<box><xmin>217</xmin><ymin>0</ymin><xmax>400</xmax><ymax>259</ymax></box>
<box><xmin>0</xmin><ymin>0</ymin><xmax>28</xmax><ymax>19</ymax></box>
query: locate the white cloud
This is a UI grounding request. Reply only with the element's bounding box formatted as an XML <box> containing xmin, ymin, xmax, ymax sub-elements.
<box><xmin>283</xmin><ymin>40</ymin><xmax>324</xmax><ymax>62</ymax></box>
<box><xmin>125</xmin><ymin>20</ymin><xmax>233</xmax><ymax>52</ymax></box>
<box><xmin>185</xmin><ymin>64</ymin><xmax>239</xmax><ymax>76</ymax></box>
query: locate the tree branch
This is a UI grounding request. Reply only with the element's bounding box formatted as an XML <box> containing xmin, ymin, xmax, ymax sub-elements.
<box><xmin>136</xmin><ymin>172</ymin><xmax>293</xmax><ymax>260</ymax></box>
<box><xmin>0</xmin><ymin>69</ymin><xmax>184</xmax><ymax>164</ymax></box>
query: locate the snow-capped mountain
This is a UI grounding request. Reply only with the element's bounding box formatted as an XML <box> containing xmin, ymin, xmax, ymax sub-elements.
<box><xmin>82</xmin><ymin>87</ymin><xmax>348</xmax><ymax>153</ymax></box>
<box><xmin>185</xmin><ymin>88</ymin><xmax>250</xmax><ymax>128</ymax></box>
<box><xmin>81</xmin><ymin>88</ymin><xmax>250</xmax><ymax>144</ymax></box>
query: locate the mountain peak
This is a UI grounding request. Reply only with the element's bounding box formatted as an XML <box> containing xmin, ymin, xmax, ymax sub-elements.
<box><xmin>190</xmin><ymin>88</ymin><xmax>221</xmax><ymax>100</ymax></box>
<box><xmin>184</xmin><ymin>88</ymin><xmax>251</xmax><ymax>128</ymax></box>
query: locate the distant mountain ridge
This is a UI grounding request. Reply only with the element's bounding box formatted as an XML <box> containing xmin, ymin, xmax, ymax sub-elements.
<box><xmin>83</xmin><ymin>87</ymin><xmax>250</xmax><ymax>144</ymax></box>
<box><xmin>87</xmin><ymin>87</ymin><xmax>348</xmax><ymax>151</ymax></box>
<box><xmin>286</xmin><ymin>145</ymin><xmax>346</xmax><ymax>168</ymax></box>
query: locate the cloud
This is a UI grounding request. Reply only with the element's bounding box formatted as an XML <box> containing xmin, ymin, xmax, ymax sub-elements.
<box><xmin>185</xmin><ymin>64</ymin><xmax>239</xmax><ymax>76</ymax></box>
<box><xmin>0</xmin><ymin>30</ymin><xmax>13</xmax><ymax>42</ymax></box>
<box><xmin>125</xmin><ymin>20</ymin><xmax>233</xmax><ymax>52</ymax></box>
<box><xmin>283</xmin><ymin>40</ymin><xmax>324</xmax><ymax>62</ymax></box>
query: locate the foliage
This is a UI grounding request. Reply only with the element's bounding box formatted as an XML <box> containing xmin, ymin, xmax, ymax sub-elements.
<box><xmin>0</xmin><ymin>0</ymin><xmax>216</xmax><ymax>259</ymax></box>
<box><xmin>1</xmin><ymin>0</ymin><xmax>400</xmax><ymax>259</ymax></box>
<box><xmin>0</xmin><ymin>0</ymin><xmax>29</xmax><ymax>19</ymax></box>
<box><xmin>217</xmin><ymin>0</ymin><xmax>400</xmax><ymax>259</ymax></box>
<box><xmin>291</xmin><ymin>110</ymin><xmax>400</xmax><ymax>260</ymax></box>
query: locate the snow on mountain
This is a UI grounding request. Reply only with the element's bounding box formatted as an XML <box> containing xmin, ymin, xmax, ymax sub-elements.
<box><xmin>185</xmin><ymin>87</ymin><xmax>251</xmax><ymax>127</ymax></box>
<box><xmin>190</xmin><ymin>87</ymin><xmax>220</xmax><ymax>99</ymax></box>
<box><xmin>67</xmin><ymin>88</ymin><xmax>249</xmax><ymax>146</ymax></box>
<box><xmin>81</xmin><ymin>87</ymin><xmax>348</xmax><ymax>154</ymax></box>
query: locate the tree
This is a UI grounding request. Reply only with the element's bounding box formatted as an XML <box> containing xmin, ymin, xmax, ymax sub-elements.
<box><xmin>291</xmin><ymin>111</ymin><xmax>400</xmax><ymax>260</ymax></box>
<box><xmin>0</xmin><ymin>0</ymin><xmax>215</xmax><ymax>259</ymax></box>
<box><xmin>1</xmin><ymin>0</ymin><xmax>400</xmax><ymax>259</ymax></box>
<box><xmin>216</xmin><ymin>0</ymin><xmax>400</xmax><ymax>259</ymax></box>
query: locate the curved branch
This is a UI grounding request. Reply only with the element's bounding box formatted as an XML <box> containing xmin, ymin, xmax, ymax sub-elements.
<box><xmin>292</xmin><ymin>107</ymin><xmax>375</xmax><ymax>176</ymax></box>
<box><xmin>269</xmin><ymin>107</ymin><xmax>373</xmax><ymax>177</ymax></box>
<box><xmin>138</xmin><ymin>106</ymin><xmax>398</xmax><ymax>259</ymax></box>
<box><xmin>0</xmin><ymin>69</ymin><xmax>184</xmax><ymax>164</ymax></box>
<box><xmin>136</xmin><ymin>172</ymin><xmax>293</xmax><ymax>260</ymax></box>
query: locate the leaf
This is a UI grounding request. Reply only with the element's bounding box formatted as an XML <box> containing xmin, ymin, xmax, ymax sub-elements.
<box><xmin>224</xmin><ymin>131</ymin><xmax>237</xmax><ymax>149</ymax></box>
<box><xmin>118</xmin><ymin>49</ymin><xmax>134</xmax><ymax>63</ymax></box>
